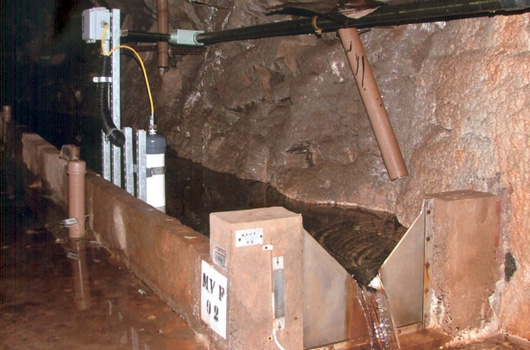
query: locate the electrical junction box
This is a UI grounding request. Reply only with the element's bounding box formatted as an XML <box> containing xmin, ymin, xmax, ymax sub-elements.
<box><xmin>82</xmin><ymin>7</ymin><xmax>111</xmax><ymax>43</ymax></box>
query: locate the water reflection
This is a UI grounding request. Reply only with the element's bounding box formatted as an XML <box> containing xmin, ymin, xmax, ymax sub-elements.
<box><xmin>165</xmin><ymin>151</ymin><xmax>406</xmax><ymax>286</ymax></box>
<box><xmin>68</xmin><ymin>239</ymin><xmax>91</xmax><ymax>311</ymax></box>
<box><xmin>22</xmin><ymin>110</ymin><xmax>407</xmax><ymax>287</ymax></box>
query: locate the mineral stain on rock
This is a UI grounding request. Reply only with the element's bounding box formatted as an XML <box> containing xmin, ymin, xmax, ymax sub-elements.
<box><xmin>504</xmin><ymin>252</ymin><xmax>517</xmax><ymax>282</ymax></box>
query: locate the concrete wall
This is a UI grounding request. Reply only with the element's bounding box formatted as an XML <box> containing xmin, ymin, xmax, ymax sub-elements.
<box><xmin>22</xmin><ymin>133</ymin><xmax>68</xmax><ymax>205</ymax></box>
<box><xmin>21</xmin><ymin>133</ymin><xmax>213</xmax><ymax>344</ymax></box>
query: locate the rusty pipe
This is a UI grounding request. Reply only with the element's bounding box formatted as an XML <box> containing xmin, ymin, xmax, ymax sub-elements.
<box><xmin>157</xmin><ymin>0</ymin><xmax>169</xmax><ymax>71</ymax></box>
<box><xmin>68</xmin><ymin>160</ymin><xmax>86</xmax><ymax>239</ymax></box>
<box><xmin>339</xmin><ymin>28</ymin><xmax>408</xmax><ymax>180</ymax></box>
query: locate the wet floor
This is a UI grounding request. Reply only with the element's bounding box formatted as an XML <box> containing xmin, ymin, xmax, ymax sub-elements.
<box><xmin>1</xmin><ymin>173</ymin><xmax>207</xmax><ymax>349</ymax></box>
<box><xmin>3</xmin><ymin>117</ymin><xmax>529</xmax><ymax>349</ymax></box>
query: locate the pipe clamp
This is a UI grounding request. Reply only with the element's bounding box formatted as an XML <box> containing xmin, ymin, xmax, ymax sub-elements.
<box><xmin>93</xmin><ymin>76</ymin><xmax>112</xmax><ymax>83</ymax></box>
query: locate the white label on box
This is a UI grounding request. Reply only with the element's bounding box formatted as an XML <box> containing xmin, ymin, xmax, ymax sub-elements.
<box><xmin>201</xmin><ymin>261</ymin><xmax>228</xmax><ymax>339</ymax></box>
<box><xmin>235</xmin><ymin>227</ymin><xmax>264</xmax><ymax>247</ymax></box>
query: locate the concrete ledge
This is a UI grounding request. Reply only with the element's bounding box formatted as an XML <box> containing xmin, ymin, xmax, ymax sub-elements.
<box><xmin>22</xmin><ymin>133</ymin><xmax>68</xmax><ymax>205</ymax></box>
<box><xmin>21</xmin><ymin>133</ymin><xmax>212</xmax><ymax>342</ymax></box>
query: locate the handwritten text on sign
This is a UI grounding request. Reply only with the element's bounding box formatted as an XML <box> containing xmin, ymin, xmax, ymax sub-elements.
<box><xmin>201</xmin><ymin>261</ymin><xmax>228</xmax><ymax>339</ymax></box>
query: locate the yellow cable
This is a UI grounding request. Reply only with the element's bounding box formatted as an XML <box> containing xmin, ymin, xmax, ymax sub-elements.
<box><xmin>101</xmin><ymin>24</ymin><xmax>155</xmax><ymax>118</ymax></box>
<box><xmin>101</xmin><ymin>24</ymin><xmax>108</xmax><ymax>55</ymax></box>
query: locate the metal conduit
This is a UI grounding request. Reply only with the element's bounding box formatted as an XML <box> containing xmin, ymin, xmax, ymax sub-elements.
<box><xmin>194</xmin><ymin>0</ymin><xmax>529</xmax><ymax>45</ymax></box>
<box><xmin>122</xmin><ymin>30</ymin><xmax>170</xmax><ymax>43</ymax></box>
<box><xmin>122</xmin><ymin>0</ymin><xmax>529</xmax><ymax>45</ymax></box>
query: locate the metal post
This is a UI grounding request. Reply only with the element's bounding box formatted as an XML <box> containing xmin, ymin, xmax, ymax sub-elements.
<box><xmin>101</xmin><ymin>21</ymin><xmax>111</xmax><ymax>181</ymax></box>
<box><xmin>102</xmin><ymin>131</ymin><xmax>111</xmax><ymax>180</ymax></box>
<box><xmin>111</xmin><ymin>8</ymin><xmax>122</xmax><ymax>187</ymax></box>
<box><xmin>124</xmin><ymin>127</ymin><xmax>134</xmax><ymax>195</ymax></box>
<box><xmin>136</xmin><ymin>129</ymin><xmax>147</xmax><ymax>201</ymax></box>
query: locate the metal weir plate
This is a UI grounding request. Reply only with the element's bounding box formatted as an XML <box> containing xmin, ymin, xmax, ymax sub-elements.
<box><xmin>235</xmin><ymin>228</ymin><xmax>263</xmax><ymax>247</ymax></box>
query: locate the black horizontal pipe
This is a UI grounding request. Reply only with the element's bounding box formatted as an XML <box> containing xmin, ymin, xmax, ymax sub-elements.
<box><xmin>122</xmin><ymin>0</ymin><xmax>530</xmax><ymax>46</ymax></box>
<box><xmin>196</xmin><ymin>0</ymin><xmax>530</xmax><ymax>45</ymax></box>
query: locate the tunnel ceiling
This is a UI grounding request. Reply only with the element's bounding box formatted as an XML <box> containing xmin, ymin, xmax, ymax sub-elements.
<box><xmin>247</xmin><ymin>0</ymin><xmax>458</xmax><ymax>23</ymax></box>
<box><xmin>265</xmin><ymin>0</ymin><xmax>407</xmax><ymax>17</ymax></box>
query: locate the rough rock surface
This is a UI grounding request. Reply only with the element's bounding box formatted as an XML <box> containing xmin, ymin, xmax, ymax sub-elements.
<box><xmin>107</xmin><ymin>0</ymin><xmax>529</xmax><ymax>341</ymax></box>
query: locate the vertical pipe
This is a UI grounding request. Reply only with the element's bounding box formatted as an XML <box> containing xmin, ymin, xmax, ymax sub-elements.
<box><xmin>338</xmin><ymin>28</ymin><xmax>408</xmax><ymax>180</ymax></box>
<box><xmin>68</xmin><ymin>160</ymin><xmax>90</xmax><ymax>310</ymax></box>
<box><xmin>157</xmin><ymin>0</ymin><xmax>169</xmax><ymax>73</ymax></box>
<box><xmin>68</xmin><ymin>160</ymin><xmax>86</xmax><ymax>240</ymax></box>
<box><xmin>70</xmin><ymin>239</ymin><xmax>91</xmax><ymax>310</ymax></box>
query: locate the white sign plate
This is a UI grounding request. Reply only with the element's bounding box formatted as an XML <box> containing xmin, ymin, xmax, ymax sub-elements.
<box><xmin>235</xmin><ymin>227</ymin><xmax>264</xmax><ymax>247</ymax></box>
<box><xmin>201</xmin><ymin>260</ymin><xmax>228</xmax><ymax>339</ymax></box>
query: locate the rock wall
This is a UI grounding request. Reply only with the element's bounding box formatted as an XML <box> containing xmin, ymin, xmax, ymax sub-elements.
<box><xmin>110</xmin><ymin>0</ymin><xmax>529</xmax><ymax>341</ymax></box>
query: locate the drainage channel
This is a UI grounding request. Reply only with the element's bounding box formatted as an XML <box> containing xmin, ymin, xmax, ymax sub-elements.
<box><xmin>164</xmin><ymin>151</ymin><xmax>406</xmax><ymax>287</ymax></box>
<box><xmin>22</xmin><ymin>109</ymin><xmax>406</xmax><ymax>287</ymax></box>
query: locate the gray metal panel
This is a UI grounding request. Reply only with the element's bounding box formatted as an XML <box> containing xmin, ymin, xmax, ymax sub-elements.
<box><xmin>303</xmin><ymin>231</ymin><xmax>351</xmax><ymax>348</ymax></box>
<box><xmin>111</xmin><ymin>9</ymin><xmax>121</xmax><ymax>187</ymax></box>
<box><xmin>379</xmin><ymin>211</ymin><xmax>425</xmax><ymax>328</ymax></box>
<box><xmin>111</xmin><ymin>8</ymin><xmax>120</xmax><ymax>130</ymax></box>
<box><xmin>136</xmin><ymin>129</ymin><xmax>147</xmax><ymax>201</ymax></box>
<box><xmin>102</xmin><ymin>131</ymin><xmax>111</xmax><ymax>181</ymax></box>
<box><xmin>124</xmin><ymin>127</ymin><xmax>134</xmax><ymax>195</ymax></box>
<box><xmin>273</xmin><ymin>260</ymin><xmax>286</xmax><ymax>319</ymax></box>
<box><xmin>112</xmin><ymin>145</ymin><xmax>121</xmax><ymax>187</ymax></box>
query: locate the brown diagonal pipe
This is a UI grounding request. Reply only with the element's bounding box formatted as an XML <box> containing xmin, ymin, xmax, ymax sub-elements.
<box><xmin>339</xmin><ymin>28</ymin><xmax>408</xmax><ymax>180</ymax></box>
<box><xmin>157</xmin><ymin>0</ymin><xmax>169</xmax><ymax>71</ymax></box>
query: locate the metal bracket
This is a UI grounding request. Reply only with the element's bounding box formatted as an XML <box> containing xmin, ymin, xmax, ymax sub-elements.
<box><xmin>146</xmin><ymin>166</ymin><xmax>165</xmax><ymax>177</ymax></box>
<box><xmin>272</xmin><ymin>256</ymin><xmax>286</xmax><ymax>320</ymax></box>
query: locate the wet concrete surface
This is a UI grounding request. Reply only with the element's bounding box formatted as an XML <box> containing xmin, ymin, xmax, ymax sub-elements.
<box><xmin>1</xmin><ymin>176</ymin><xmax>207</xmax><ymax>349</ymax></box>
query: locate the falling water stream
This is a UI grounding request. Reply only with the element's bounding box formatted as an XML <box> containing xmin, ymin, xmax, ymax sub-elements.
<box><xmin>356</xmin><ymin>282</ymin><xmax>401</xmax><ymax>350</ymax></box>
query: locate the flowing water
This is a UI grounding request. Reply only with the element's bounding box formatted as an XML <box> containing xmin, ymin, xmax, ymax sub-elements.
<box><xmin>356</xmin><ymin>282</ymin><xmax>401</xmax><ymax>350</ymax></box>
